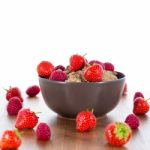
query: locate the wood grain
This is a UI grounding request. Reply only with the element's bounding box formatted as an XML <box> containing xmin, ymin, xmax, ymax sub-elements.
<box><xmin>0</xmin><ymin>92</ymin><xmax>150</xmax><ymax>150</ymax></box>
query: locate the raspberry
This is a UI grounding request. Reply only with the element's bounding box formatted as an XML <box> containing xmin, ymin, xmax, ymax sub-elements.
<box><xmin>133</xmin><ymin>92</ymin><xmax>144</xmax><ymax>101</ymax></box>
<box><xmin>36</xmin><ymin>123</ymin><xmax>51</xmax><ymax>141</ymax></box>
<box><xmin>7</xmin><ymin>97</ymin><xmax>23</xmax><ymax>115</ymax></box>
<box><xmin>125</xmin><ymin>114</ymin><xmax>140</xmax><ymax>129</ymax></box>
<box><xmin>50</xmin><ymin>70</ymin><xmax>67</xmax><ymax>82</ymax></box>
<box><xmin>54</xmin><ymin>65</ymin><xmax>65</xmax><ymax>71</ymax></box>
<box><xmin>26</xmin><ymin>85</ymin><xmax>40</xmax><ymax>97</ymax></box>
<box><xmin>104</xmin><ymin>62</ymin><xmax>114</xmax><ymax>72</ymax></box>
<box><xmin>89</xmin><ymin>60</ymin><xmax>105</xmax><ymax>69</ymax></box>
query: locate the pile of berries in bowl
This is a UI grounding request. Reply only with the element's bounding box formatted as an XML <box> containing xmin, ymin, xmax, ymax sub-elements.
<box><xmin>37</xmin><ymin>54</ymin><xmax>125</xmax><ymax>118</ymax></box>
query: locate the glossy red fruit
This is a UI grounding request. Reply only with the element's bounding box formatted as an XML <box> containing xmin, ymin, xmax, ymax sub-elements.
<box><xmin>105</xmin><ymin>122</ymin><xmax>132</xmax><ymax>146</ymax></box>
<box><xmin>133</xmin><ymin>92</ymin><xmax>144</xmax><ymax>101</ymax></box>
<box><xmin>7</xmin><ymin>97</ymin><xmax>23</xmax><ymax>115</ymax></box>
<box><xmin>37</xmin><ymin>61</ymin><xmax>54</xmax><ymax>78</ymax></box>
<box><xmin>125</xmin><ymin>114</ymin><xmax>140</xmax><ymax>129</ymax></box>
<box><xmin>36</xmin><ymin>123</ymin><xmax>51</xmax><ymax>141</ymax></box>
<box><xmin>84</xmin><ymin>64</ymin><xmax>104</xmax><ymax>82</ymax></box>
<box><xmin>5</xmin><ymin>87</ymin><xmax>23</xmax><ymax>102</ymax></box>
<box><xmin>69</xmin><ymin>54</ymin><xmax>85</xmax><ymax>71</ymax></box>
<box><xmin>26</xmin><ymin>85</ymin><xmax>40</xmax><ymax>97</ymax></box>
<box><xmin>15</xmin><ymin>108</ymin><xmax>39</xmax><ymax>130</ymax></box>
<box><xmin>76</xmin><ymin>111</ymin><xmax>96</xmax><ymax>132</ymax></box>
<box><xmin>0</xmin><ymin>130</ymin><xmax>21</xmax><ymax>149</ymax></box>
<box><xmin>104</xmin><ymin>62</ymin><xmax>114</xmax><ymax>72</ymax></box>
<box><xmin>133</xmin><ymin>97</ymin><xmax>149</xmax><ymax>115</ymax></box>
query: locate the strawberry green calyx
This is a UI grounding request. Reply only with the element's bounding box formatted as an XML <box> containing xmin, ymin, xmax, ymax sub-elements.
<box><xmin>115</xmin><ymin>122</ymin><xmax>131</xmax><ymax>140</ymax></box>
<box><xmin>14</xmin><ymin>129</ymin><xmax>22</xmax><ymax>139</ymax></box>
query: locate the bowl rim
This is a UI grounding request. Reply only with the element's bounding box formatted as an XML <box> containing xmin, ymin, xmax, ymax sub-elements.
<box><xmin>38</xmin><ymin>71</ymin><xmax>125</xmax><ymax>85</ymax></box>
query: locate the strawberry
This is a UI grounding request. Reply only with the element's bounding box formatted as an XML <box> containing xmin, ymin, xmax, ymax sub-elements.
<box><xmin>7</xmin><ymin>97</ymin><xmax>23</xmax><ymax>115</ymax></box>
<box><xmin>105</xmin><ymin>122</ymin><xmax>132</xmax><ymax>146</ymax></box>
<box><xmin>69</xmin><ymin>54</ymin><xmax>85</xmax><ymax>71</ymax></box>
<box><xmin>26</xmin><ymin>85</ymin><xmax>40</xmax><ymax>97</ymax></box>
<box><xmin>133</xmin><ymin>97</ymin><xmax>149</xmax><ymax>115</ymax></box>
<box><xmin>37</xmin><ymin>61</ymin><xmax>54</xmax><ymax>78</ymax></box>
<box><xmin>5</xmin><ymin>86</ymin><xmax>23</xmax><ymax>102</ymax></box>
<box><xmin>84</xmin><ymin>64</ymin><xmax>104</xmax><ymax>82</ymax></box>
<box><xmin>0</xmin><ymin>130</ymin><xmax>21</xmax><ymax>149</ymax></box>
<box><xmin>76</xmin><ymin>110</ymin><xmax>96</xmax><ymax>132</ymax></box>
<box><xmin>15</xmin><ymin>108</ymin><xmax>39</xmax><ymax>130</ymax></box>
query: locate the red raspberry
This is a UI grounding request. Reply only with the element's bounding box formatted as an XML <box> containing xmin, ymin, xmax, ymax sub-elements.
<box><xmin>125</xmin><ymin>114</ymin><xmax>140</xmax><ymax>129</ymax></box>
<box><xmin>26</xmin><ymin>85</ymin><xmax>40</xmax><ymax>97</ymax></box>
<box><xmin>104</xmin><ymin>62</ymin><xmax>114</xmax><ymax>72</ymax></box>
<box><xmin>133</xmin><ymin>92</ymin><xmax>144</xmax><ymax>101</ymax></box>
<box><xmin>50</xmin><ymin>70</ymin><xmax>67</xmax><ymax>82</ymax></box>
<box><xmin>36</xmin><ymin>123</ymin><xmax>51</xmax><ymax>141</ymax></box>
<box><xmin>89</xmin><ymin>60</ymin><xmax>105</xmax><ymax>69</ymax></box>
<box><xmin>54</xmin><ymin>65</ymin><xmax>65</xmax><ymax>71</ymax></box>
<box><xmin>7</xmin><ymin>97</ymin><xmax>23</xmax><ymax>115</ymax></box>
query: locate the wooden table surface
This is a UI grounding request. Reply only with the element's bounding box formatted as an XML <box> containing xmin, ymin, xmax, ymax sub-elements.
<box><xmin>1</xmin><ymin>91</ymin><xmax>150</xmax><ymax>150</ymax></box>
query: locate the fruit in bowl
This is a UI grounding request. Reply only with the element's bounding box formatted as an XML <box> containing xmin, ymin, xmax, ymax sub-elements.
<box><xmin>37</xmin><ymin>54</ymin><xmax>125</xmax><ymax>118</ymax></box>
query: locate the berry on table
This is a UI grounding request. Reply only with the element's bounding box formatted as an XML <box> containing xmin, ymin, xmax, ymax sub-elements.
<box><xmin>133</xmin><ymin>97</ymin><xmax>149</xmax><ymax>115</ymax></box>
<box><xmin>133</xmin><ymin>92</ymin><xmax>144</xmax><ymax>101</ymax></box>
<box><xmin>36</xmin><ymin>123</ymin><xmax>51</xmax><ymax>141</ymax></box>
<box><xmin>26</xmin><ymin>85</ymin><xmax>40</xmax><ymax>97</ymax></box>
<box><xmin>125</xmin><ymin>114</ymin><xmax>140</xmax><ymax>129</ymax></box>
<box><xmin>76</xmin><ymin>110</ymin><xmax>96</xmax><ymax>132</ymax></box>
<box><xmin>5</xmin><ymin>86</ymin><xmax>23</xmax><ymax>102</ymax></box>
<box><xmin>7</xmin><ymin>97</ymin><xmax>23</xmax><ymax>115</ymax></box>
<box><xmin>105</xmin><ymin>122</ymin><xmax>132</xmax><ymax>146</ymax></box>
<box><xmin>0</xmin><ymin>130</ymin><xmax>22</xmax><ymax>149</ymax></box>
<box><xmin>15</xmin><ymin>108</ymin><xmax>39</xmax><ymax>130</ymax></box>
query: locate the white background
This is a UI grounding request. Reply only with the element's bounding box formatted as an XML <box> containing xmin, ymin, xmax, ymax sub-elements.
<box><xmin>0</xmin><ymin>0</ymin><xmax>150</xmax><ymax>92</ymax></box>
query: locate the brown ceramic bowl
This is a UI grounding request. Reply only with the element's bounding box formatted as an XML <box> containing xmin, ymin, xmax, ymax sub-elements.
<box><xmin>39</xmin><ymin>72</ymin><xmax>125</xmax><ymax>118</ymax></box>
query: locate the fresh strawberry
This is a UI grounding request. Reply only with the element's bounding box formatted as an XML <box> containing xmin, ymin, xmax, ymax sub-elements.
<box><xmin>37</xmin><ymin>61</ymin><xmax>54</xmax><ymax>78</ymax></box>
<box><xmin>26</xmin><ymin>85</ymin><xmax>40</xmax><ymax>97</ymax></box>
<box><xmin>7</xmin><ymin>97</ymin><xmax>23</xmax><ymax>115</ymax></box>
<box><xmin>0</xmin><ymin>130</ymin><xmax>21</xmax><ymax>149</ymax></box>
<box><xmin>105</xmin><ymin>122</ymin><xmax>132</xmax><ymax>146</ymax></box>
<box><xmin>5</xmin><ymin>86</ymin><xmax>23</xmax><ymax>102</ymax></box>
<box><xmin>84</xmin><ymin>64</ymin><xmax>104</xmax><ymax>82</ymax></box>
<box><xmin>133</xmin><ymin>92</ymin><xmax>144</xmax><ymax>101</ymax></box>
<box><xmin>104</xmin><ymin>62</ymin><xmax>114</xmax><ymax>72</ymax></box>
<box><xmin>69</xmin><ymin>54</ymin><xmax>85</xmax><ymax>71</ymax></box>
<box><xmin>15</xmin><ymin>108</ymin><xmax>39</xmax><ymax>130</ymax></box>
<box><xmin>36</xmin><ymin>123</ymin><xmax>51</xmax><ymax>141</ymax></box>
<box><xmin>122</xmin><ymin>83</ymin><xmax>127</xmax><ymax>95</ymax></box>
<box><xmin>76</xmin><ymin>110</ymin><xmax>96</xmax><ymax>132</ymax></box>
<box><xmin>133</xmin><ymin>97</ymin><xmax>149</xmax><ymax>115</ymax></box>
